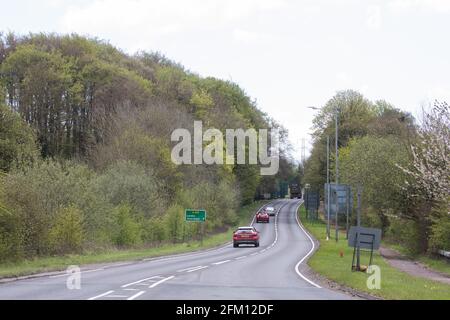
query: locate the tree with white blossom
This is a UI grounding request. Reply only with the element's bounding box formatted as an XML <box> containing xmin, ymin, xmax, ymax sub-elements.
<box><xmin>402</xmin><ymin>101</ymin><xmax>449</xmax><ymax>212</ymax></box>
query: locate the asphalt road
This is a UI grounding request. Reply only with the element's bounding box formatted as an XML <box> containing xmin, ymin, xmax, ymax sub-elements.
<box><xmin>0</xmin><ymin>199</ymin><xmax>352</xmax><ymax>300</ymax></box>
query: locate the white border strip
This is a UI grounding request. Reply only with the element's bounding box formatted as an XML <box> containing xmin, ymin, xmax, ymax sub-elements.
<box><xmin>294</xmin><ymin>201</ymin><xmax>322</xmax><ymax>289</ymax></box>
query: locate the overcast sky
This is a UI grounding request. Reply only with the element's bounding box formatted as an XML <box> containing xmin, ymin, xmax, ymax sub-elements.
<box><xmin>1</xmin><ymin>0</ymin><xmax>449</xmax><ymax>160</ymax></box>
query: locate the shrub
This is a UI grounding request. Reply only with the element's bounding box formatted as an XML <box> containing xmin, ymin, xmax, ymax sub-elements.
<box><xmin>113</xmin><ymin>204</ymin><xmax>142</xmax><ymax>247</ymax></box>
<box><xmin>0</xmin><ymin>204</ymin><xmax>23</xmax><ymax>262</ymax></box>
<box><xmin>93</xmin><ymin>161</ymin><xmax>163</xmax><ymax>217</ymax></box>
<box><xmin>142</xmin><ymin>217</ymin><xmax>167</xmax><ymax>244</ymax></box>
<box><xmin>164</xmin><ymin>204</ymin><xmax>185</xmax><ymax>243</ymax></box>
<box><xmin>429</xmin><ymin>203</ymin><xmax>450</xmax><ymax>252</ymax></box>
<box><xmin>48</xmin><ymin>206</ymin><xmax>84</xmax><ymax>254</ymax></box>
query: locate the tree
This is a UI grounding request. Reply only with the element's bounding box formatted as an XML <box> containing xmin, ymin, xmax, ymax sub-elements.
<box><xmin>401</xmin><ymin>102</ymin><xmax>449</xmax><ymax>207</ymax></box>
<box><xmin>0</xmin><ymin>102</ymin><xmax>37</xmax><ymax>171</ymax></box>
<box><xmin>340</xmin><ymin>135</ymin><xmax>410</xmax><ymax>231</ymax></box>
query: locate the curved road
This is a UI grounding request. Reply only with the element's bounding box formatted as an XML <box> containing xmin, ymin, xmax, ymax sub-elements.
<box><xmin>0</xmin><ymin>199</ymin><xmax>351</xmax><ymax>300</ymax></box>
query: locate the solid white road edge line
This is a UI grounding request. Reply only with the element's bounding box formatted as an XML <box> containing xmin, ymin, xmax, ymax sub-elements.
<box><xmin>294</xmin><ymin>201</ymin><xmax>322</xmax><ymax>289</ymax></box>
<box><xmin>149</xmin><ymin>275</ymin><xmax>175</xmax><ymax>288</ymax></box>
<box><xmin>127</xmin><ymin>290</ymin><xmax>146</xmax><ymax>300</ymax></box>
<box><xmin>88</xmin><ymin>290</ymin><xmax>114</xmax><ymax>300</ymax></box>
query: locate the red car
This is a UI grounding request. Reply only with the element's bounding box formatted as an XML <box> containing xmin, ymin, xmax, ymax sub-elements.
<box><xmin>233</xmin><ymin>226</ymin><xmax>260</xmax><ymax>247</ymax></box>
<box><xmin>255</xmin><ymin>210</ymin><xmax>269</xmax><ymax>223</ymax></box>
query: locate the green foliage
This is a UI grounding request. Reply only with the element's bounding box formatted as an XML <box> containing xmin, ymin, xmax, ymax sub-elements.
<box><xmin>0</xmin><ymin>103</ymin><xmax>37</xmax><ymax>171</ymax></box>
<box><xmin>48</xmin><ymin>206</ymin><xmax>84</xmax><ymax>254</ymax></box>
<box><xmin>429</xmin><ymin>203</ymin><xmax>450</xmax><ymax>252</ymax></box>
<box><xmin>234</xmin><ymin>164</ymin><xmax>261</xmax><ymax>205</ymax></box>
<box><xmin>142</xmin><ymin>217</ymin><xmax>167</xmax><ymax>244</ymax></box>
<box><xmin>340</xmin><ymin>135</ymin><xmax>410</xmax><ymax>230</ymax></box>
<box><xmin>0</xmin><ymin>202</ymin><xmax>23</xmax><ymax>262</ymax></box>
<box><xmin>93</xmin><ymin>161</ymin><xmax>163</xmax><ymax>217</ymax></box>
<box><xmin>190</xmin><ymin>88</ymin><xmax>214</xmax><ymax>119</ymax></box>
<box><xmin>0</xmin><ymin>32</ymin><xmax>297</xmax><ymax>263</ymax></box>
<box><xmin>113</xmin><ymin>204</ymin><xmax>142</xmax><ymax>247</ymax></box>
<box><xmin>164</xmin><ymin>204</ymin><xmax>185</xmax><ymax>243</ymax></box>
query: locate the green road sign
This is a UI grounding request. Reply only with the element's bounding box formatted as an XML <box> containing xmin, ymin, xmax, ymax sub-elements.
<box><xmin>185</xmin><ymin>209</ymin><xmax>206</xmax><ymax>222</ymax></box>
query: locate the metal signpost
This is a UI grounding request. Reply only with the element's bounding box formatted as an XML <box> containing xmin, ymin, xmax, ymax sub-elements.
<box><xmin>324</xmin><ymin>183</ymin><xmax>352</xmax><ymax>239</ymax></box>
<box><xmin>185</xmin><ymin>209</ymin><xmax>207</xmax><ymax>244</ymax></box>
<box><xmin>348</xmin><ymin>226</ymin><xmax>382</xmax><ymax>271</ymax></box>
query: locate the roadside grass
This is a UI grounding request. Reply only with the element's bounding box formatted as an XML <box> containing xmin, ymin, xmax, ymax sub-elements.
<box><xmin>384</xmin><ymin>242</ymin><xmax>450</xmax><ymax>277</ymax></box>
<box><xmin>0</xmin><ymin>200</ymin><xmax>268</xmax><ymax>279</ymax></box>
<box><xmin>298</xmin><ymin>206</ymin><xmax>450</xmax><ymax>300</ymax></box>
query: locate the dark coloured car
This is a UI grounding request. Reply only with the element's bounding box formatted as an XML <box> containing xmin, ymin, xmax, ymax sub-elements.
<box><xmin>256</xmin><ymin>211</ymin><xmax>269</xmax><ymax>223</ymax></box>
<box><xmin>233</xmin><ymin>226</ymin><xmax>260</xmax><ymax>247</ymax></box>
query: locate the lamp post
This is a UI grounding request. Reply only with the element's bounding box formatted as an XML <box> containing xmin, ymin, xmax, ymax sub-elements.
<box><xmin>335</xmin><ymin>107</ymin><xmax>340</xmax><ymax>242</ymax></box>
<box><xmin>307</xmin><ymin>105</ymin><xmax>340</xmax><ymax>241</ymax></box>
<box><xmin>307</xmin><ymin>106</ymin><xmax>330</xmax><ymax>239</ymax></box>
<box><xmin>326</xmin><ymin>135</ymin><xmax>330</xmax><ymax>240</ymax></box>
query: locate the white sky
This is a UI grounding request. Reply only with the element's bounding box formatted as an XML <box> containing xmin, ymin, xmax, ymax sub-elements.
<box><xmin>1</xmin><ymin>0</ymin><xmax>450</xmax><ymax>161</ymax></box>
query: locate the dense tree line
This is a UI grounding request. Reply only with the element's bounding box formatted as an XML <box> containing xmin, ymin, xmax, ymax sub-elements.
<box><xmin>0</xmin><ymin>32</ymin><xmax>297</xmax><ymax>262</ymax></box>
<box><xmin>303</xmin><ymin>90</ymin><xmax>449</xmax><ymax>254</ymax></box>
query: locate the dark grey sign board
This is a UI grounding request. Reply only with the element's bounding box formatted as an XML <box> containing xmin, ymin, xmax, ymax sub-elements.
<box><xmin>305</xmin><ymin>191</ymin><xmax>320</xmax><ymax>211</ymax></box>
<box><xmin>324</xmin><ymin>183</ymin><xmax>352</xmax><ymax>217</ymax></box>
<box><xmin>348</xmin><ymin>226</ymin><xmax>382</xmax><ymax>250</ymax></box>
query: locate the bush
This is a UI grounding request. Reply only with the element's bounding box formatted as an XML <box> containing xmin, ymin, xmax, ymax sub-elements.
<box><xmin>48</xmin><ymin>206</ymin><xmax>84</xmax><ymax>254</ymax></box>
<box><xmin>93</xmin><ymin>161</ymin><xmax>163</xmax><ymax>217</ymax></box>
<box><xmin>164</xmin><ymin>204</ymin><xmax>185</xmax><ymax>243</ymax></box>
<box><xmin>113</xmin><ymin>204</ymin><xmax>142</xmax><ymax>247</ymax></box>
<box><xmin>0</xmin><ymin>204</ymin><xmax>23</xmax><ymax>262</ymax></box>
<box><xmin>386</xmin><ymin>217</ymin><xmax>422</xmax><ymax>254</ymax></box>
<box><xmin>429</xmin><ymin>203</ymin><xmax>450</xmax><ymax>252</ymax></box>
<box><xmin>142</xmin><ymin>217</ymin><xmax>167</xmax><ymax>244</ymax></box>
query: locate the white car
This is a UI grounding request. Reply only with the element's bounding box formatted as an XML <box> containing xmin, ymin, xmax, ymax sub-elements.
<box><xmin>265</xmin><ymin>206</ymin><xmax>275</xmax><ymax>216</ymax></box>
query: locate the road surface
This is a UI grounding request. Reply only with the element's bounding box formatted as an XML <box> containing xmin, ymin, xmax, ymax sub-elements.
<box><xmin>0</xmin><ymin>199</ymin><xmax>352</xmax><ymax>300</ymax></box>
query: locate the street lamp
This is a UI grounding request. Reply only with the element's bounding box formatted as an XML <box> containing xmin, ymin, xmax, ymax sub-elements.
<box><xmin>307</xmin><ymin>106</ymin><xmax>331</xmax><ymax>240</ymax></box>
<box><xmin>334</xmin><ymin>106</ymin><xmax>340</xmax><ymax>242</ymax></box>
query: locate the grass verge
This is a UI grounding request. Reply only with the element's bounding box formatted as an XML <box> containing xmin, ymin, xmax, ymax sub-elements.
<box><xmin>298</xmin><ymin>206</ymin><xmax>450</xmax><ymax>300</ymax></box>
<box><xmin>0</xmin><ymin>200</ymin><xmax>268</xmax><ymax>279</ymax></box>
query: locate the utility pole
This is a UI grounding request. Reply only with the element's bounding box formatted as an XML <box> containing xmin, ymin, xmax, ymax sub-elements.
<box><xmin>335</xmin><ymin>107</ymin><xmax>339</xmax><ymax>242</ymax></box>
<box><xmin>356</xmin><ymin>186</ymin><xmax>362</xmax><ymax>270</ymax></box>
<box><xmin>301</xmin><ymin>138</ymin><xmax>306</xmax><ymax>169</ymax></box>
<box><xmin>326</xmin><ymin>135</ymin><xmax>330</xmax><ymax>240</ymax></box>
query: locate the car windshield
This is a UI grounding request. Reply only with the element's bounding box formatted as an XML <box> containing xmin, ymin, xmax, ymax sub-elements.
<box><xmin>266</xmin><ymin>207</ymin><xmax>274</xmax><ymax>212</ymax></box>
<box><xmin>237</xmin><ymin>228</ymin><xmax>254</xmax><ymax>233</ymax></box>
<box><xmin>258</xmin><ymin>212</ymin><xmax>267</xmax><ymax>215</ymax></box>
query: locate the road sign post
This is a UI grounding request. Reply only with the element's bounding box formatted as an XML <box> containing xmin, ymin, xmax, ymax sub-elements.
<box><xmin>185</xmin><ymin>209</ymin><xmax>206</xmax><ymax>222</ymax></box>
<box><xmin>349</xmin><ymin>226</ymin><xmax>381</xmax><ymax>271</ymax></box>
<box><xmin>185</xmin><ymin>209</ymin><xmax>207</xmax><ymax>245</ymax></box>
